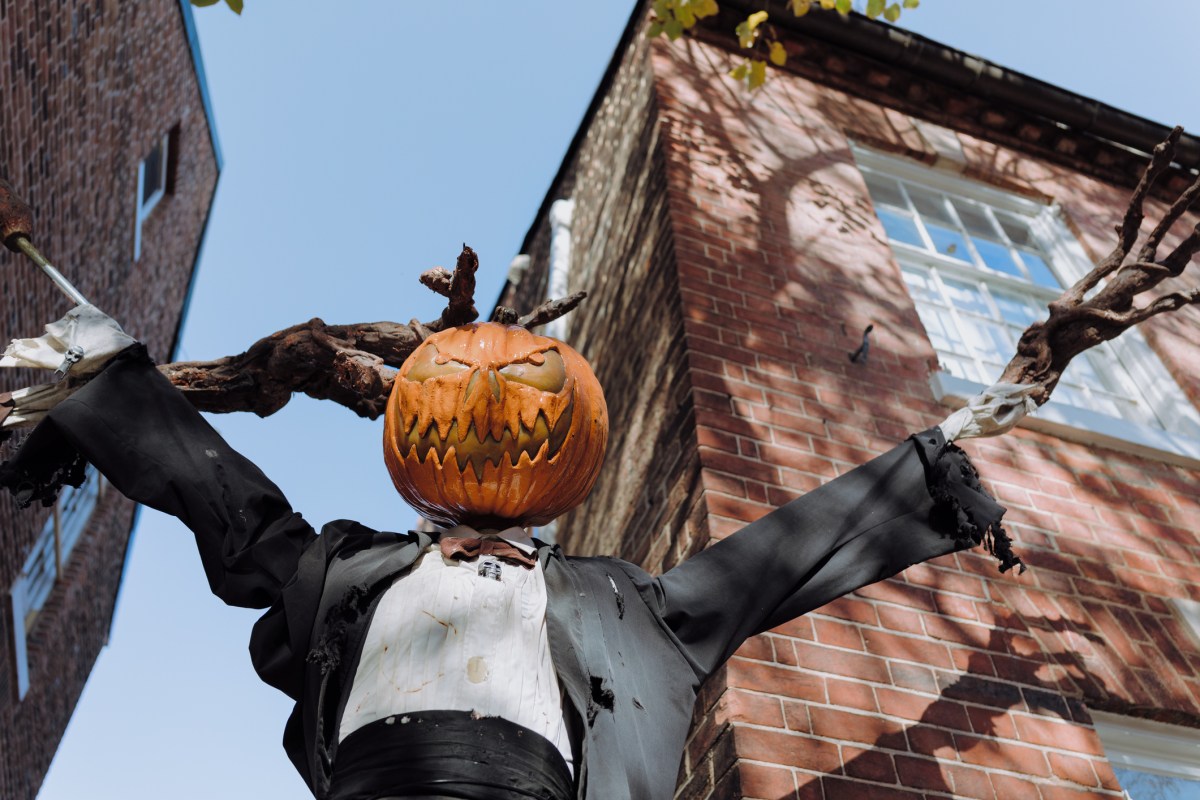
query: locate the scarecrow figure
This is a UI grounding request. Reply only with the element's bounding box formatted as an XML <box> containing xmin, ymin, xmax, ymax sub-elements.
<box><xmin>0</xmin><ymin>295</ymin><xmax>1032</xmax><ymax>800</ymax></box>
<box><xmin>0</xmin><ymin>174</ymin><xmax>1053</xmax><ymax>800</ymax></box>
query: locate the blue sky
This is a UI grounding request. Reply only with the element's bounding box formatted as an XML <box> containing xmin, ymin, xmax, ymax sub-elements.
<box><xmin>37</xmin><ymin>1</ymin><xmax>1200</xmax><ymax>798</ymax></box>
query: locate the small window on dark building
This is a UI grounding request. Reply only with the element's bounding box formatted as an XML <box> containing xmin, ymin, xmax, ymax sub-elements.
<box><xmin>134</xmin><ymin>125</ymin><xmax>180</xmax><ymax>261</ymax></box>
<box><xmin>8</xmin><ymin>468</ymin><xmax>104</xmax><ymax>700</ymax></box>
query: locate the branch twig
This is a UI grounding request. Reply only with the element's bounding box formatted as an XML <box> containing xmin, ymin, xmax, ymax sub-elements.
<box><xmin>1000</xmin><ymin>126</ymin><xmax>1200</xmax><ymax>404</ymax></box>
<box><xmin>160</xmin><ymin>245</ymin><xmax>584</xmax><ymax>419</ymax></box>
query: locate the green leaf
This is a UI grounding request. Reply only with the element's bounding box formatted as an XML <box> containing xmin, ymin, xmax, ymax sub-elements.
<box><xmin>819</xmin><ymin>0</ymin><xmax>837</xmax><ymax>8</ymax></box>
<box><xmin>696</xmin><ymin>0</ymin><xmax>719</xmax><ymax>16</ymax></box>
<box><xmin>730</xmin><ymin>62</ymin><xmax>749</xmax><ymax>81</ymax></box>
<box><xmin>903</xmin><ymin>0</ymin><xmax>920</xmax><ymax>7</ymax></box>
<box><xmin>224</xmin><ymin>0</ymin><xmax>243</xmax><ymax>13</ymax></box>
<box><xmin>736</xmin><ymin>10</ymin><xmax>768</xmax><ymax>47</ymax></box>
<box><xmin>769</xmin><ymin>40</ymin><xmax>787</xmax><ymax>66</ymax></box>
<box><xmin>191</xmin><ymin>0</ymin><xmax>221</xmax><ymax>6</ymax></box>
<box><xmin>653</xmin><ymin>0</ymin><xmax>671</xmax><ymax>17</ymax></box>
<box><xmin>749</xmin><ymin>59</ymin><xmax>767</xmax><ymax>90</ymax></box>
<box><xmin>735</xmin><ymin>20</ymin><xmax>752</xmax><ymax>48</ymax></box>
<box><xmin>677</xmin><ymin>6</ymin><xmax>696</xmax><ymax>27</ymax></box>
<box><xmin>665</xmin><ymin>18</ymin><xmax>684</xmax><ymax>39</ymax></box>
<box><xmin>835</xmin><ymin>0</ymin><xmax>852</xmax><ymax>14</ymax></box>
<box><xmin>866</xmin><ymin>0</ymin><xmax>885</xmax><ymax>17</ymax></box>
<box><xmin>647</xmin><ymin>21</ymin><xmax>665</xmax><ymax>38</ymax></box>
<box><xmin>790</xmin><ymin>0</ymin><xmax>811</xmax><ymax>15</ymax></box>
<box><xmin>883</xmin><ymin>2</ymin><xmax>901</xmax><ymax>21</ymax></box>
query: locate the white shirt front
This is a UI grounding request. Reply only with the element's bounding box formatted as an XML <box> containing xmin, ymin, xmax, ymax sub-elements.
<box><xmin>337</xmin><ymin>526</ymin><xmax>573</xmax><ymax>773</ymax></box>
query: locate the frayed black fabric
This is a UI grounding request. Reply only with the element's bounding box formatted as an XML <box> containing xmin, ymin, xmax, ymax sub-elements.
<box><xmin>912</xmin><ymin>429</ymin><xmax>1025</xmax><ymax>574</ymax></box>
<box><xmin>0</xmin><ymin>344</ymin><xmax>149</xmax><ymax>507</ymax></box>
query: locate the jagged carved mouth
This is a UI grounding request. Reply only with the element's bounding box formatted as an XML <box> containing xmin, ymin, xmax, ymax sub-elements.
<box><xmin>402</xmin><ymin>400</ymin><xmax>574</xmax><ymax>480</ymax></box>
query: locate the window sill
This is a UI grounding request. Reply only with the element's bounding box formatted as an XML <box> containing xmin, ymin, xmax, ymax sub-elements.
<box><xmin>930</xmin><ymin>371</ymin><xmax>1200</xmax><ymax>469</ymax></box>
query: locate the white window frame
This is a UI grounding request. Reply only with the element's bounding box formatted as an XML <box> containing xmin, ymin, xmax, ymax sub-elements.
<box><xmin>1091</xmin><ymin>711</ymin><xmax>1200</xmax><ymax>792</ymax></box>
<box><xmin>8</xmin><ymin>468</ymin><xmax>104</xmax><ymax>700</ymax></box>
<box><xmin>134</xmin><ymin>132</ymin><xmax>171</xmax><ymax>262</ymax></box>
<box><xmin>855</xmin><ymin>146</ymin><xmax>1200</xmax><ymax>467</ymax></box>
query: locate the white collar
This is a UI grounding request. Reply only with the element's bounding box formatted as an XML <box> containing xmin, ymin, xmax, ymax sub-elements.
<box><xmin>440</xmin><ymin>524</ymin><xmax>537</xmax><ymax>555</ymax></box>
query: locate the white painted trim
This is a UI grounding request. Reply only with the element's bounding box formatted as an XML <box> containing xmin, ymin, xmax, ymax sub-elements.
<box><xmin>931</xmin><ymin>371</ymin><xmax>1200</xmax><ymax>468</ymax></box>
<box><xmin>1172</xmin><ymin>598</ymin><xmax>1200</xmax><ymax>649</ymax></box>
<box><xmin>546</xmin><ymin>198</ymin><xmax>575</xmax><ymax>341</ymax></box>
<box><xmin>10</xmin><ymin>581</ymin><xmax>29</xmax><ymax>701</ymax></box>
<box><xmin>855</xmin><ymin>145</ymin><xmax>1046</xmax><ymax>216</ymax></box>
<box><xmin>1091</xmin><ymin>711</ymin><xmax>1200</xmax><ymax>783</ymax></box>
<box><xmin>134</xmin><ymin>133</ymin><xmax>170</xmax><ymax>262</ymax></box>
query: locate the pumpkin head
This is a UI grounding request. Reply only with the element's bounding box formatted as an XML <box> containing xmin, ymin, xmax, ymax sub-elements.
<box><xmin>383</xmin><ymin>322</ymin><xmax>608</xmax><ymax>528</ymax></box>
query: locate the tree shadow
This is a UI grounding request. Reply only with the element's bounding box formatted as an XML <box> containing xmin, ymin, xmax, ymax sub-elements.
<box><xmin>650</xmin><ymin>35</ymin><xmax>1200</xmax><ymax>800</ymax></box>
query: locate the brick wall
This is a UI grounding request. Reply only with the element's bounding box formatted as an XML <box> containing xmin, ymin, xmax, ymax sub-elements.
<box><xmin>654</xmin><ymin>31</ymin><xmax>1200</xmax><ymax>800</ymax></box>
<box><xmin>514</xmin><ymin>10</ymin><xmax>1200</xmax><ymax>800</ymax></box>
<box><xmin>0</xmin><ymin>1</ymin><xmax>217</xmax><ymax>797</ymax></box>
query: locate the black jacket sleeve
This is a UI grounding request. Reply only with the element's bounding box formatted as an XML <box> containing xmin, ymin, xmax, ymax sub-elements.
<box><xmin>652</xmin><ymin>429</ymin><xmax>1012</xmax><ymax>677</ymax></box>
<box><xmin>0</xmin><ymin>346</ymin><xmax>317</xmax><ymax>611</ymax></box>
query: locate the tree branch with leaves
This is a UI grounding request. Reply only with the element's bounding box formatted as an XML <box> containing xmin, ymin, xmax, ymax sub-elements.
<box><xmin>646</xmin><ymin>0</ymin><xmax>920</xmax><ymax>90</ymax></box>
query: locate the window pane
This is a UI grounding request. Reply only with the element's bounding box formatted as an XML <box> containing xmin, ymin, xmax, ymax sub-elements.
<box><xmin>925</xmin><ymin>224</ymin><xmax>970</xmax><ymax>261</ymax></box>
<box><xmin>991</xmin><ymin>290</ymin><xmax>1044</xmax><ymax>328</ymax></box>
<box><xmin>23</xmin><ymin>524</ymin><xmax>57</xmax><ymax>629</ymax></box>
<box><xmin>973</xmin><ymin>238</ymin><xmax>1024</xmax><ymax>278</ymax></box>
<box><xmin>1115</xmin><ymin>766</ymin><xmax>1200</xmax><ymax>799</ymax></box>
<box><xmin>940</xmin><ymin>354</ymin><xmax>984</xmax><ymax>383</ymax></box>
<box><xmin>59</xmin><ymin>469</ymin><xmax>100</xmax><ymax>561</ymax></box>
<box><xmin>907</xmin><ymin>186</ymin><xmax>956</xmax><ymax>226</ymax></box>
<box><xmin>995</xmin><ymin>212</ymin><xmax>1034</xmax><ymax>247</ymax></box>
<box><xmin>958</xmin><ymin>317</ymin><xmax>1012</xmax><ymax>363</ymax></box>
<box><xmin>877</xmin><ymin>207</ymin><xmax>925</xmax><ymax>248</ymax></box>
<box><xmin>941</xmin><ymin>278</ymin><xmax>991</xmax><ymax>316</ymax></box>
<box><xmin>952</xmin><ymin>200</ymin><xmax>999</xmax><ymax>239</ymax></box>
<box><xmin>863</xmin><ymin>172</ymin><xmax>907</xmax><ymax>209</ymax></box>
<box><xmin>1018</xmin><ymin>249</ymin><xmax>1061</xmax><ymax>289</ymax></box>
<box><xmin>142</xmin><ymin>142</ymin><xmax>164</xmax><ymax>203</ymax></box>
<box><xmin>900</xmin><ymin>267</ymin><xmax>941</xmax><ymax>305</ymax></box>
<box><xmin>911</xmin><ymin>305</ymin><xmax>962</xmax><ymax>355</ymax></box>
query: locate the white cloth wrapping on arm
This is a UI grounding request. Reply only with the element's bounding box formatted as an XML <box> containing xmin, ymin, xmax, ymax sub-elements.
<box><xmin>937</xmin><ymin>381</ymin><xmax>1040</xmax><ymax>442</ymax></box>
<box><xmin>1</xmin><ymin>304</ymin><xmax>137</xmax><ymax>429</ymax></box>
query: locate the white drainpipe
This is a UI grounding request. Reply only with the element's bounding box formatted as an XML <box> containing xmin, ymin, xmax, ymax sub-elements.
<box><xmin>546</xmin><ymin>198</ymin><xmax>575</xmax><ymax>341</ymax></box>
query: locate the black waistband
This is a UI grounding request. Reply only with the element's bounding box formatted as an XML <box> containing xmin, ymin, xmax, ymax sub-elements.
<box><xmin>329</xmin><ymin>710</ymin><xmax>575</xmax><ymax>800</ymax></box>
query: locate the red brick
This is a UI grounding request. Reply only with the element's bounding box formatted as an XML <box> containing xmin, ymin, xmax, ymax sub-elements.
<box><xmin>737</xmin><ymin>762</ymin><xmax>797</xmax><ymax>799</ymax></box>
<box><xmin>810</xmin><ymin>706</ymin><xmax>905</xmax><ymax>745</ymax></box>
<box><xmin>1048</xmin><ymin>752</ymin><xmax>1100</xmax><ymax>787</ymax></box>
<box><xmin>813</xmin><ymin>618</ymin><xmax>866</xmax><ymax>651</ymax></box>
<box><xmin>955</xmin><ymin>733</ymin><xmax>1052</xmax><ymax>776</ymax></box>
<box><xmin>736</xmin><ymin>727</ymin><xmax>841</xmax><ymax>772</ymax></box>
<box><xmin>728</xmin><ymin>658</ymin><xmax>826</xmax><ymax>703</ymax></box>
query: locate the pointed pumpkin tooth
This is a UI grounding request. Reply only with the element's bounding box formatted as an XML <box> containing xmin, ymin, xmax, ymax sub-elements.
<box><xmin>468</xmin><ymin>449</ymin><xmax>489</xmax><ymax>482</ymax></box>
<box><xmin>525</xmin><ymin>413</ymin><xmax>550</xmax><ymax>463</ymax></box>
<box><xmin>518</xmin><ymin>401</ymin><xmax>540</xmax><ymax>434</ymax></box>
<box><xmin>548</xmin><ymin>399</ymin><xmax>573</xmax><ymax>457</ymax></box>
<box><xmin>505</xmin><ymin>402</ymin><xmax>523</xmax><ymax>443</ymax></box>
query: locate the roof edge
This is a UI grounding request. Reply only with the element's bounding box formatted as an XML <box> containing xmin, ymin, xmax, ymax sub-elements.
<box><xmin>176</xmin><ymin>0</ymin><xmax>224</xmax><ymax>171</ymax></box>
<box><xmin>720</xmin><ymin>1</ymin><xmax>1200</xmax><ymax>169</ymax></box>
<box><xmin>516</xmin><ymin>2</ymin><xmax>647</xmax><ymax>258</ymax></box>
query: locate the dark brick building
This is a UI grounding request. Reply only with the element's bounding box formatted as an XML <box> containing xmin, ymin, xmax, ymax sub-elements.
<box><xmin>503</xmin><ymin>5</ymin><xmax>1200</xmax><ymax>798</ymax></box>
<box><xmin>0</xmin><ymin>2</ymin><xmax>219</xmax><ymax>797</ymax></box>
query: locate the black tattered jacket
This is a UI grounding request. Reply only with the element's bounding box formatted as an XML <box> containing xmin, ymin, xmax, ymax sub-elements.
<box><xmin>1</xmin><ymin>348</ymin><xmax>1010</xmax><ymax>800</ymax></box>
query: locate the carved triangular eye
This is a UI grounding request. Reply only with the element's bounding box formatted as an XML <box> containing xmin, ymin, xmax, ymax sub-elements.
<box><xmin>499</xmin><ymin>349</ymin><xmax>566</xmax><ymax>392</ymax></box>
<box><xmin>405</xmin><ymin>344</ymin><xmax>470</xmax><ymax>382</ymax></box>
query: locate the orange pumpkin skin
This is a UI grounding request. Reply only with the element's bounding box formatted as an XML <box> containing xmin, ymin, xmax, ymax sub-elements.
<box><xmin>383</xmin><ymin>322</ymin><xmax>608</xmax><ymax>528</ymax></box>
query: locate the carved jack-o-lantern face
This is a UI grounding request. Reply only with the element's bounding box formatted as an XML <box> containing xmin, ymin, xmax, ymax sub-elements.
<box><xmin>383</xmin><ymin>322</ymin><xmax>608</xmax><ymax>528</ymax></box>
